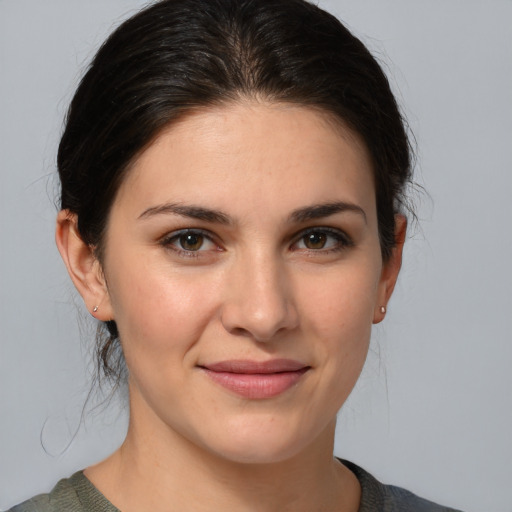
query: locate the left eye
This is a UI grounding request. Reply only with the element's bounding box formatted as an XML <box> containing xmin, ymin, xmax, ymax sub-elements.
<box><xmin>161</xmin><ymin>230</ymin><xmax>217</xmax><ymax>252</ymax></box>
<box><xmin>293</xmin><ymin>229</ymin><xmax>350</xmax><ymax>251</ymax></box>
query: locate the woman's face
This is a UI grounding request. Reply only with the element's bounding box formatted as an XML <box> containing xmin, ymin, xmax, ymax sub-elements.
<box><xmin>98</xmin><ymin>102</ymin><xmax>400</xmax><ymax>463</ymax></box>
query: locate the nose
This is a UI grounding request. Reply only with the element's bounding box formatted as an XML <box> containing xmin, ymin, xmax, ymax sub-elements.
<box><xmin>220</xmin><ymin>252</ymin><xmax>299</xmax><ymax>342</ymax></box>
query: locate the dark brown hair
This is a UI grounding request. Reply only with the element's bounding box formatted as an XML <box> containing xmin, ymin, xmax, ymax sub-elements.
<box><xmin>58</xmin><ymin>0</ymin><xmax>414</xmax><ymax>380</ymax></box>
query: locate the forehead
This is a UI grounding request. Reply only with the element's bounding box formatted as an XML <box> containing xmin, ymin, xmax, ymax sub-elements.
<box><xmin>114</xmin><ymin>102</ymin><xmax>376</xmax><ymax>223</ymax></box>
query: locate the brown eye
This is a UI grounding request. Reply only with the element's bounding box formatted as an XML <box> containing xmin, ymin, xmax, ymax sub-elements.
<box><xmin>161</xmin><ymin>229</ymin><xmax>218</xmax><ymax>256</ymax></box>
<box><xmin>292</xmin><ymin>228</ymin><xmax>353</xmax><ymax>253</ymax></box>
<box><xmin>303</xmin><ymin>232</ymin><xmax>327</xmax><ymax>249</ymax></box>
<box><xmin>179</xmin><ymin>233</ymin><xmax>204</xmax><ymax>251</ymax></box>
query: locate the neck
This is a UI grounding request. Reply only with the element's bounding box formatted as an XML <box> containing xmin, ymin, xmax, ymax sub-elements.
<box><xmin>85</xmin><ymin>389</ymin><xmax>360</xmax><ymax>512</ymax></box>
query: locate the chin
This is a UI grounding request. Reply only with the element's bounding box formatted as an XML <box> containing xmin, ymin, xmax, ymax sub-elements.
<box><xmin>211</xmin><ymin>441</ymin><xmax>305</xmax><ymax>466</ymax></box>
<box><xmin>197</xmin><ymin>418</ymin><xmax>321</xmax><ymax>466</ymax></box>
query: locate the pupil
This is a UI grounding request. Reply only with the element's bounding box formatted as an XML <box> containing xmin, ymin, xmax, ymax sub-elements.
<box><xmin>305</xmin><ymin>232</ymin><xmax>326</xmax><ymax>249</ymax></box>
<box><xmin>180</xmin><ymin>233</ymin><xmax>203</xmax><ymax>251</ymax></box>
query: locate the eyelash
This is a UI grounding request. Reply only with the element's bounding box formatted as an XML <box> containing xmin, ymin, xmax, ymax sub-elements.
<box><xmin>159</xmin><ymin>226</ymin><xmax>353</xmax><ymax>258</ymax></box>
<box><xmin>159</xmin><ymin>229</ymin><xmax>220</xmax><ymax>258</ymax></box>
<box><xmin>291</xmin><ymin>227</ymin><xmax>353</xmax><ymax>254</ymax></box>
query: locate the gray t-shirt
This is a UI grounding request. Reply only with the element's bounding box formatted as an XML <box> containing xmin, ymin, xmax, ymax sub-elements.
<box><xmin>8</xmin><ymin>460</ymin><xmax>464</xmax><ymax>512</ymax></box>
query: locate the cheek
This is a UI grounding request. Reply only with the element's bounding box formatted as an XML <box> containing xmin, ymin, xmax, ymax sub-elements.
<box><xmin>105</xmin><ymin>255</ymin><xmax>220</xmax><ymax>362</ymax></box>
<box><xmin>298</xmin><ymin>260</ymin><xmax>380</xmax><ymax>337</ymax></box>
<box><xmin>296</xmin><ymin>261</ymin><xmax>380</xmax><ymax>391</ymax></box>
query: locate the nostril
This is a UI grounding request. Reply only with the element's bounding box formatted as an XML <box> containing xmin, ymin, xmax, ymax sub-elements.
<box><xmin>229</xmin><ymin>326</ymin><xmax>251</xmax><ymax>337</ymax></box>
<box><xmin>219</xmin><ymin>265</ymin><xmax>299</xmax><ymax>341</ymax></box>
<box><xmin>225</xmin><ymin>325</ymin><xmax>274</xmax><ymax>342</ymax></box>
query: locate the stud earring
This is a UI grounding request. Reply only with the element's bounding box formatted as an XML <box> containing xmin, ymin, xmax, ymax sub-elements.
<box><xmin>93</xmin><ymin>306</ymin><xmax>99</xmax><ymax>313</ymax></box>
<box><xmin>380</xmin><ymin>306</ymin><xmax>386</xmax><ymax>314</ymax></box>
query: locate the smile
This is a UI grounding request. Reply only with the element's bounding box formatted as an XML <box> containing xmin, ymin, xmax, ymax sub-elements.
<box><xmin>199</xmin><ymin>359</ymin><xmax>310</xmax><ymax>399</ymax></box>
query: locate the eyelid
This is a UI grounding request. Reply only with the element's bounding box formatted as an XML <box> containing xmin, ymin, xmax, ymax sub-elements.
<box><xmin>290</xmin><ymin>226</ymin><xmax>354</xmax><ymax>251</ymax></box>
<box><xmin>159</xmin><ymin>228</ymin><xmax>222</xmax><ymax>255</ymax></box>
<box><xmin>158</xmin><ymin>226</ymin><xmax>353</xmax><ymax>257</ymax></box>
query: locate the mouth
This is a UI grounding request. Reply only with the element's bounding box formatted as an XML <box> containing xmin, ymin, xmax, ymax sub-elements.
<box><xmin>198</xmin><ymin>359</ymin><xmax>311</xmax><ymax>399</ymax></box>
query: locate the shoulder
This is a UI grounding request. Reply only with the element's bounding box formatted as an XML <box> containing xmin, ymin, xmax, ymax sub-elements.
<box><xmin>7</xmin><ymin>475</ymin><xmax>77</xmax><ymax>512</ymax></box>
<box><xmin>340</xmin><ymin>459</ymin><xmax>465</xmax><ymax>512</ymax></box>
<box><xmin>6</xmin><ymin>472</ymin><xmax>118</xmax><ymax>512</ymax></box>
<box><xmin>7</xmin><ymin>494</ymin><xmax>52</xmax><ymax>512</ymax></box>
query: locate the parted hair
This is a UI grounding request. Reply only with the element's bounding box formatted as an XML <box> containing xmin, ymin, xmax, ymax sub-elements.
<box><xmin>57</xmin><ymin>0</ymin><xmax>413</xmax><ymax>380</ymax></box>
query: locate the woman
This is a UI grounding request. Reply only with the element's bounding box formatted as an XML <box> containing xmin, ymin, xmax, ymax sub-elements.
<box><xmin>7</xmin><ymin>0</ymin><xmax>464</xmax><ymax>510</ymax></box>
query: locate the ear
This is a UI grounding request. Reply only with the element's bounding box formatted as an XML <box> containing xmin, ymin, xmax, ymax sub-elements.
<box><xmin>373</xmin><ymin>214</ymin><xmax>407</xmax><ymax>324</ymax></box>
<box><xmin>55</xmin><ymin>210</ymin><xmax>114</xmax><ymax>321</ymax></box>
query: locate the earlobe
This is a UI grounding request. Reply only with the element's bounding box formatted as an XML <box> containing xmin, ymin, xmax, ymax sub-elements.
<box><xmin>55</xmin><ymin>210</ymin><xmax>113</xmax><ymax>320</ymax></box>
<box><xmin>373</xmin><ymin>214</ymin><xmax>407</xmax><ymax>324</ymax></box>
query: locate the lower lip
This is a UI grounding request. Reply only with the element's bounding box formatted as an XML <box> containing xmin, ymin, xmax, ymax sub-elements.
<box><xmin>201</xmin><ymin>368</ymin><xmax>309</xmax><ymax>399</ymax></box>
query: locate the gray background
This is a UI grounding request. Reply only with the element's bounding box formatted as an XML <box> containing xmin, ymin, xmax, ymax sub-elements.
<box><xmin>1</xmin><ymin>1</ymin><xmax>511</xmax><ymax>510</ymax></box>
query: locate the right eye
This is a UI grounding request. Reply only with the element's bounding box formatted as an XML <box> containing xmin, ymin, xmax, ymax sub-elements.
<box><xmin>160</xmin><ymin>229</ymin><xmax>219</xmax><ymax>256</ymax></box>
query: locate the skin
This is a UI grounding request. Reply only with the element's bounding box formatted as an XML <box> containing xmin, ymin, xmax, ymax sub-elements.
<box><xmin>56</xmin><ymin>101</ymin><xmax>405</xmax><ymax>512</ymax></box>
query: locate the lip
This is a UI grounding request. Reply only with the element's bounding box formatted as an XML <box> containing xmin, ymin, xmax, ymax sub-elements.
<box><xmin>199</xmin><ymin>359</ymin><xmax>310</xmax><ymax>399</ymax></box>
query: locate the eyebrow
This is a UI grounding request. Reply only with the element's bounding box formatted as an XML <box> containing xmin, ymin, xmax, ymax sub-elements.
<box><xmin>289</xmin><ymin>201</ymin><xmax>367</xmax><ymax>224</ymax></box>
<box><xmin>138</xmin><ymin>200</ymin><xmax>366</xmax><ymax>225</ymax></box>
<box><xmin>138</xmin><ymin>203</ymin><xmax>232</xmax><ymax>225</ymax></box>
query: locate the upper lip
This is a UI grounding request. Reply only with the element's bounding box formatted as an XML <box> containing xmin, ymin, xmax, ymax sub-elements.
<box><xmin>200</xmin><ymin>359</ymin><xmax>309</xmax><ymax>374</ymax></box>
